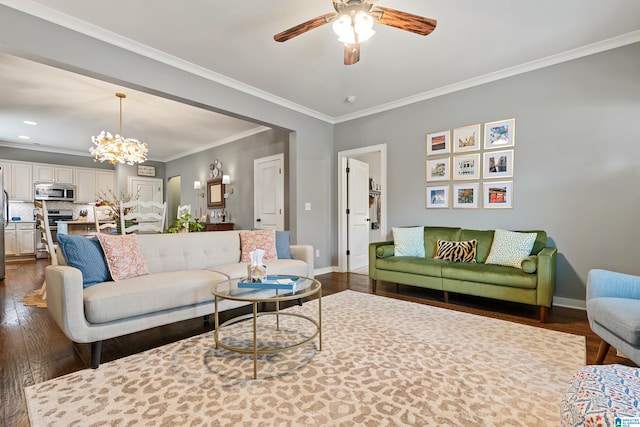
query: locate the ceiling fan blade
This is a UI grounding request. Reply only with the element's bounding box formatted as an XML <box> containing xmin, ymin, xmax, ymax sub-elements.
<box><xmin>344</xmin><ymin>43</ymin><xmax>360</xmax><ymax>65</ymax></box>
<box><xmin>373</xmin><ymin>7</ymin><xmax>437</xmax><ymax>36</ymax></box>
<box><xmin>274</xmin><ymin>13</ymin><xmax>337</xmax><ymax>42</ymax></box>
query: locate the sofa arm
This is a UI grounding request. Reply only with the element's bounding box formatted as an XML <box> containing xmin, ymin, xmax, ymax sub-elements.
<box><xmin>587</xmin><ymin>269</ymin><xmax>640</xmax><ymax>301</ymax></box>
<box><xmin>536</xmin><ymin>247</ymin><xmax>557</xmax><ymax>308</ymax></box>
<box><xmin>290</xmin><ymin>244</ymin><xmax>314</xmax><ymax>278</ymax></box>
<box><xmin>369</xmin><ymin>241</ymin><xmax>394</xmax><ymax>278</ymax></box>
<box><xmin>45</xmin><ymin>265</ymin><xmax>92</xmax><ymax>343</ymax></box>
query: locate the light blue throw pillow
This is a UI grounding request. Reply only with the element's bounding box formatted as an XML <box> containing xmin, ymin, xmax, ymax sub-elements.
<box><xmin>392</xmin><ymin>226</ymin><xmax>425</xmax><ymax>257</ymax></box>
<box><xmin>275</xmin><ymin>230</ymin><xmax>292</xmax><ymax>259</ymax></box>
<box><xmin>57</xmin><ymin>234</ymin><xmax>110</xmax><ymax>287</ymax></box>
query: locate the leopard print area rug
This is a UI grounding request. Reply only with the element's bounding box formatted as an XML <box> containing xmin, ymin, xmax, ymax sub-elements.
<box><xmin>25</xmin><ymin>290</ymin><xmax>585</xmax><ymax>426</ymax></box>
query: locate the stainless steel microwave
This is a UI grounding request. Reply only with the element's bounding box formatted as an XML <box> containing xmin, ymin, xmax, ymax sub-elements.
<box><xmin>34</xmin><ymin>183</ymin><xmax>76</xmax><ymax>202</ymax></box>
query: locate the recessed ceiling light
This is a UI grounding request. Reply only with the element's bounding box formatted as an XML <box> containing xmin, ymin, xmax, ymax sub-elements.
<box><xmin>23</xmin><ymin>120</ymin><xmax>37</xmax><ymax>126</ymax></box>
<box><xmin>18</xmin><ymin>135</ymin><xmax>30</xmax><ymax>140</ymax></box>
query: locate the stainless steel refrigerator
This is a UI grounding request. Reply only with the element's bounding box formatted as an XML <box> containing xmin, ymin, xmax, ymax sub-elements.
<box><xmin>0</xmin><ymin>166</ymin><xmax>6</xmax><ymax>280</ymax></box>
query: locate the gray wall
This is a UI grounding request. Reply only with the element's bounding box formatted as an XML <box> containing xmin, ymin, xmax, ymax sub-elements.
<box><xmin>334</xmin><ymin>42</ymin><xmax>640</xmax><ymax>301</ymax></box>
<box><xmin>165</xmin><ymin>128</ymin><xmax>289</xmax><ymax>230</ymax></box>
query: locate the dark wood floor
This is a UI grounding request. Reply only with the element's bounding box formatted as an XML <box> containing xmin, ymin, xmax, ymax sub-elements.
<box><xmin>1</xmin><ymin>259</ymin><xmax>633</xmax><ymax>426</ymax></box>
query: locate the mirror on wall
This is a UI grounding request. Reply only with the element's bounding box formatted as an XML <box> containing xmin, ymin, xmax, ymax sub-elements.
<box><xmin>207</xmin><ymin>178</ymin><xmax>225</xmax><ymax>208</ymax></box>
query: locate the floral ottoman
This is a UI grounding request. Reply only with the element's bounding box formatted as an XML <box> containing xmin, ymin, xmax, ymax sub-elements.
<box><xmin>561</xmin><ymin>364</ymin><xmax>640</xmax><ymax>426</ymax></box>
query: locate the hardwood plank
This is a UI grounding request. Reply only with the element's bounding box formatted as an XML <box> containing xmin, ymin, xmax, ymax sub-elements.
<box><xmin>0</xmin><ymin>261</ymin><xmax>634</xmax><ymax>425</ymax></box>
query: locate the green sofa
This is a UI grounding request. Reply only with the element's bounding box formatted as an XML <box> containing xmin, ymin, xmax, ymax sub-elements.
<box><xmin>368</xmin><ymin>226</ymin><xmax>557</xmax><ymax>322</ymax></box>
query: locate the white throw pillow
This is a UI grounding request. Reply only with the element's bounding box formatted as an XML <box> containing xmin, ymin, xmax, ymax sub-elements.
<box><xmin>392</xmin><ymin>226</ymin><xmax>425</xmax><ymax>257</ymax></box>
<box><xmin>485</xmin><ymin>229</ymin><xmax>537</xmax><ymax>269</ymax></box>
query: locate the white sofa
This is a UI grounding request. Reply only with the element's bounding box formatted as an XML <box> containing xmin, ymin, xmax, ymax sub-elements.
<box><xmin>46</xmin><ymin>230</ymin><xmax>314</xmax><ymax>368</ymax></box>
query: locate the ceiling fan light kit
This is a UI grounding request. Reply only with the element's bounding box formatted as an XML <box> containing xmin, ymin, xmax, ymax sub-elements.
<box><xmin>274</xmin><ymin>0</ymin><xmax>437</xmax><ymax>65</ymax></box>
<box><xmin>90</xmin><ymin>92</ymin><xmax>149</xmax><ymax>165</ymax></box>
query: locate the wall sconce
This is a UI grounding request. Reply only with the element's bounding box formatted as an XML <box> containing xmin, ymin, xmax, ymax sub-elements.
<box><xmin>222</xmin><ymin>175</ymin><xmax>234</xmax><ymax>198</ymax></box>
<box><xmin>194</xmin><ymin>180</ymin><xmax>204</xmax><ymax>198</ymax></box>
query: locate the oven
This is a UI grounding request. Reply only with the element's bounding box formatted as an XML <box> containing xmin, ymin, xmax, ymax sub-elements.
<box><xmin>46</xmin><ymin>209</ymin><xmax>73</xmax><ymax>243</ymax></box>
<box><xmin>34</xmin><ymin>183</ymin><xmax>76</xmax><ymax>202</ymax></box>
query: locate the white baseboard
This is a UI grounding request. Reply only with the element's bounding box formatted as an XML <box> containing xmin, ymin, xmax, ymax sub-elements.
<box><xmin>313</xmin><ymin>266</ymin><xmax>336</xmax><ymax>276</ymax></box>
<box><xmin>553</xmin><ymin>296</ymin><xmax>586</xmax><ymax>311</ymax></box>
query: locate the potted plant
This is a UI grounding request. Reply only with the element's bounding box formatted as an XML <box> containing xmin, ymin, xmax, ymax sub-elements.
<box><xmin>165</xmin><ymin>213</ymin><xmax>204</xmax><ymax>233</ymax></box>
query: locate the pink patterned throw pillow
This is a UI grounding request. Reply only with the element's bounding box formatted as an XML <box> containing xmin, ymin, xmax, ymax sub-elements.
<box><xmin>96</xmin><ymin>233</ymin><xmax>149</xmax><ymax>281</ymax></box>
<box><xmin>239</xmin><ymin>229</ymin><xmax>278</xmax><ymax>263</ymax></box>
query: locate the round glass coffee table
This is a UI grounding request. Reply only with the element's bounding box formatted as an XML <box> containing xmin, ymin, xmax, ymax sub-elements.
<box><xmin>212</xmin><ymin>275</ymin><xmax>322</xmax><ymax>379</ymax></box>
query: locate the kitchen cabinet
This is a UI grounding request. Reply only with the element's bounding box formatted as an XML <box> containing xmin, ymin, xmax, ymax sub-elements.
<box><xmin>75</xmin><ymin>169</ymin><xmax>115</xmax><ymax>203</ymax></box>
<box><xmin>5</xmin><ymin>222</ymin><xmax>35</xmax><ymax>256</ymax></box>
<box><xmin>0</xmin><ymin>161</ymin><xmax>34</xmax><ymax>201</ymax></box>
<box><xmin>34</xmin><ymin>165</ymin><xmax>74</xmax><ymax>184</ymax></box>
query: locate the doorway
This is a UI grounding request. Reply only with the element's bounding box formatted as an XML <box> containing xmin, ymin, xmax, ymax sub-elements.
<box><xmin>253</xmin><ymin>153</ymin><xmax>285</xmax><ymax>230</ymax></box>
<box><xmin>337</xmin><ymin>144</ymin><xmax>387</xmax><ymax>273</ymax></box>
<box><xmin>167</xmin><ymin>176</ymin><xmax>181</xmax><ymax>227</ymax></box>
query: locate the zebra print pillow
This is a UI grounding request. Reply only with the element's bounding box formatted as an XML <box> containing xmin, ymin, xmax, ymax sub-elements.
<box><xmin>434</xmin><ymin>239</ymin><xmax>477</xmax><ymax>263</ymax></box>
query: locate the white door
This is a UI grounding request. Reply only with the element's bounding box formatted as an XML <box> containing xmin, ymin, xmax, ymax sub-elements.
<box><xmin>129</xmin><ymin>176</ymin><xmax>165</xmax><ymax>228</ymax></box>
<box><xmin>253</xmin><ymin>154</ymin><xmax>284</xmax><ymax>230</ymax></box>
<box><xmin>347</xmin><ymin>158</ymin><xmax>370</xmax><ymax>271</ymax></box>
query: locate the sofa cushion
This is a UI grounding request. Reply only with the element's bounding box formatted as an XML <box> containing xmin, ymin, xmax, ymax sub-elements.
<box><xmin>276</xmin><ymin>231</ymin><xmax>292</xmax><ymax>259</ymax></box>
<box><xmin>240</xmin><ymin>229</ymin><xmax>278</xmax><ymax>262</ymax></box>
<box><xmin>392</xmin><ymin>227</ymin><xmax>425</xmax><ymax>257</ymax></box>
<box><xmin>96</xmin><ymin>233</ymin><xmax>149</xmax><ymax>281</ymax></box>
<box><xmin>376</xmin><ymin>244</ymin><xmax>395</xmax><ymax>258</ymax></box>
<box><xmin>460</xmin><ymin>229</ymin><xmax>495</xmax><ymax>263</ymax></box>
<box><xmin>587</xmin><ymin>298</ymin><xmax>640</xmax><ymax>346</ymax></box>
<box><xmin>56</xmin><ymin>234</ymin><xmax>109</xmax><ymax>288</ymax></box>
<box><xmin>424</xmin><ymin>227</ymin><xmax>462</xmax><ymax>258</ymax></box>
<box><xmin>518</xmin><ymin>230</ymin><xmax>548</xmax><ymax>255</ymax></box>
<box><xmin>83</xmin><ymin>270</ymin><xmax>227</xmax><ymax>323</ymax></box>
<box><xmin>521</xmin><ymin>256</ymin><xmax>538</xmax><ymax>274</ymax></box>
<box><xmin>442</xmin><ymin>262</ymin><xmax>537</xmax><ymax>289</ymax></box>
<box><xmin>434</xmin><ymin>239</ymin><xmax>477</xmax><ymax>263</ymax></box>
<box><xmin>485</xmin><ymin>229</ymin><xmax>537</xmax><ymax>269</ymax></box>
<box><xmin>375</xmin><ymin>256</ymin><xmax>445</xmax><ymax>277</ymax></box>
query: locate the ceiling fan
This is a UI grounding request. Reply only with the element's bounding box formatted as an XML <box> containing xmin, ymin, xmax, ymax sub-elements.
<box><xmin>274</xmin><ymin>0</ymin><xmax>437</xmax><ymax>65</ymax></box>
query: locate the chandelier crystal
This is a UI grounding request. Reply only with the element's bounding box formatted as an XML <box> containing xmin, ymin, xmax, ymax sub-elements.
<box><xmin>90</xmin><ymin>93</ymin><xmax>148</xmax><ymax>165</ymax></box>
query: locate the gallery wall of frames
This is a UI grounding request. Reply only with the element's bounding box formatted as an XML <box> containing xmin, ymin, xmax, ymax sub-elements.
<box><xmin>426</xmin><ymin>118</ymin><xmax>515</xmax><ymax>209</ymax></box>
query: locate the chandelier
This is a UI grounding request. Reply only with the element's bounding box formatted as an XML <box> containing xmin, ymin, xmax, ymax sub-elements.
<box><xmin>90</xmin><ymin>92</ymin><xmax>148</xmax><ymax>165</ymax></box>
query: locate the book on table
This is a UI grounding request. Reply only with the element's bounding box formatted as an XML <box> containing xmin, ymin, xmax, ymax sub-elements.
<box><xmin>237</xmin><ymin>276</ymin><xmax>299</xmax><ymax>290</ymax></box>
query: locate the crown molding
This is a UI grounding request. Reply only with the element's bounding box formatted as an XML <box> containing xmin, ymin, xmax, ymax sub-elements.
<box><xmin>334</xmin><ymin>29</ymin><xmax>640</xmax><ymax>123</ymax></box>
<box><xmin>3</xmin><ymin>1</ymin><xmax>639</xmax><ymax>126</ymax></box>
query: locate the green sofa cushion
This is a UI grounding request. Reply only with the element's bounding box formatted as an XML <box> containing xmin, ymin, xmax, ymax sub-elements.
<box><xmin>375</xmin><ymin>256</ymin><xmax>445</xmax><ymax>277</ymax></box>
<box><xmin>424</xmin><ymin>227</ymin><xmax>461</xmax><ymax>258</ymax></box>
<box><xmin>376</xmin><ymin>245</ymin><xmax>395</xmax><ymax>258</ymax></box>
<box><xmin>441</xmin><ymin>262</ymin><xmax>537</xmax><ymax>289</ymax></box>
<box><xmin>460</xmin><ymin>229</ymin><xmax>495</xmax><ymax>263</ymax></box>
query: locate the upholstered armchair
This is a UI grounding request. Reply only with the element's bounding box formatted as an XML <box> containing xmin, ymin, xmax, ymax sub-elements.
<box><xmin>586</xmin><ymin>269</ymin><xmax>640</xmax><ymax>366</ymax></box>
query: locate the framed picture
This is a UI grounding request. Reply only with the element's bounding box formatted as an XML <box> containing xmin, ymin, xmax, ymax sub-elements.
<box><xmin>453</xmin><ymin>183</ymin><xmax>479</xmax><ymax>209</ymax></box>
<box><xmin>453</xmin><ymin>153</ymin><xmax>480</xmax><ymax>180</ymax></box>
<box><xmin>426</xmin><ymin>157</ymin><xmax>450</xmax><ymax>182</ymax></box>
<box><xmin>483</xmin><ymin>149</ymin><xmax>514</xmax><ymax>179</ymax></box>
<box><xmin>483</xmin><ymin>181</ymin><xmax>513</xmax><ymax>209</ymax></box>
<box><xmin>426</xmin><ymin>185</ymin><xmax>449</xmax><ymax>209</ymax></box>
<box><xmin>426</xmin><ymin>130</ymin><xmax>450</xmax><ymax>156</ymax></box>
<box><xmin>137</xmin><ymin>164</ymin><xmax>156</xmax><ymax>177</ymax></box>
<box><xmin>453</xmin><ymin>124</ymin><xmax>481</xmax><ymax>153</ymax></box>
<box><xmin>484</xmin><ymin>118</ymin><xmax>515</xmax><ymax>150</ymax></box>
<box><xmin>207</xmin><ymin>177</ymin><xmax>225</xmax><ymax>208</ymax></box>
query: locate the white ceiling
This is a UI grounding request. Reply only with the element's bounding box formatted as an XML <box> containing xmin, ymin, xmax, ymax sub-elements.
<box><xmin>1</xmin><ymin>0</ymin><xmax>640</xmax><ymax>161</ymax></box>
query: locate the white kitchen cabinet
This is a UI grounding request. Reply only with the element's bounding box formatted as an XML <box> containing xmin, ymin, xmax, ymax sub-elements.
<box><xmin>18</xmin><ymin>223</ymin><xmax>35</xmax><ymax>255</ymax></box>
<box><xmin>34</xmin><ymin>165</ymin><xmax>74</xmax><ymax>184</ymax></box>
<box><xmin>4</xmin><ymin>223</ymin><xmax>16</xmax><ymax>256</ymax></box>
<box><xmin>0</xmin><ymin>160</ymin><xmax>34</xmax><ymax>201</ymax></box>
<box><xmin>10</xmin><ymin>163</ymin><xmax>33</xmax><ymax>201</ymax></box>
<box><xmin>4</xmin><ymin>222</ymin><xmax>35</xmax><ymax>256</ymax></box>
<box><xmin>0</xmin><ymin>161</ymin><xmax>12</xmax><ymax>193</ymax></box>
<box><xmin>75</xmin><ymin>168</ymin><xmax>115</xmax><ymax>203</ymax></box>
